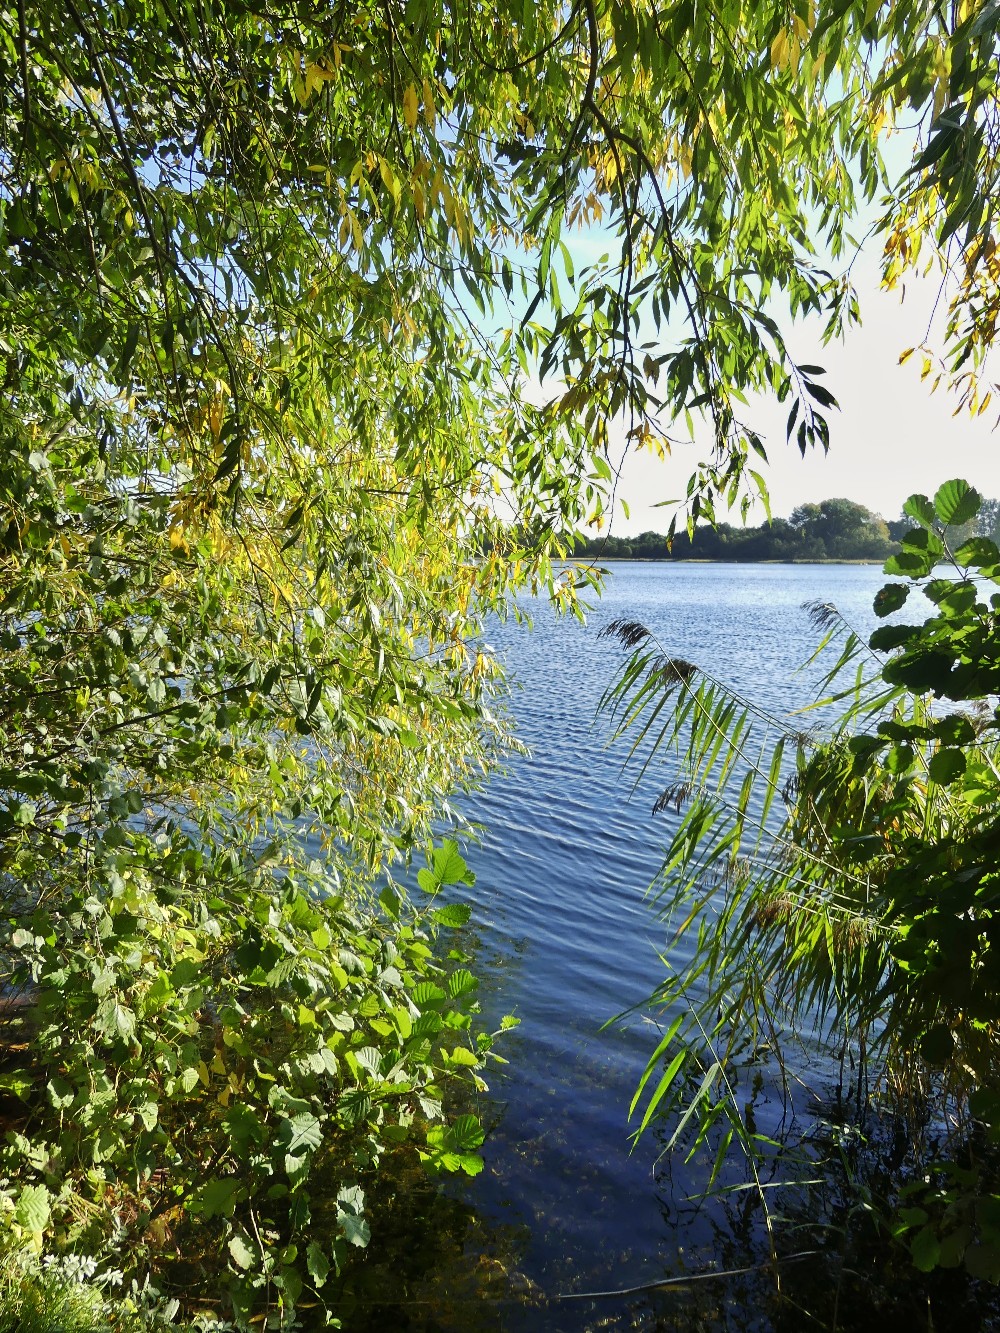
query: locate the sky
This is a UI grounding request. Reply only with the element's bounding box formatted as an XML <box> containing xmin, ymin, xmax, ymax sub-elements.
<box><xmin>604</xmin><ymin>250</ymin><xmax>1000</xmax><ymax>536</ymax></box>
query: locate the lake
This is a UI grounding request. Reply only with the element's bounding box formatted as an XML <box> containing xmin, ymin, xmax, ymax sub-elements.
<box><xmin>347</xmin><ymin>563</ymin><xmax>992</xmax><ymax>1331</ymax></box>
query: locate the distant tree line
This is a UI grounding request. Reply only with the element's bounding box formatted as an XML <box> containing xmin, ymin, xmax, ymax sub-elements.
<box><xmin>571</xmin><ymin>495</ymin><xmax>1000</xmax><ymax>562</ymax></box>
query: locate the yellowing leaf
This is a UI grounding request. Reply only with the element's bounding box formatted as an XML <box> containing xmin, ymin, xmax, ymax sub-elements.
<box><xmin>402</xmin><ymin>83</ymin><xmax>419</xmax><ymax>132</ymax></box>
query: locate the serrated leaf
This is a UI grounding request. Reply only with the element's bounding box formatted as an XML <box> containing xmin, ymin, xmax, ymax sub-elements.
<box><xmin>0</xmin><ymin>1072</ymin><xmax>34</xmax><ymax>1101</ymax></box>
<box><xmin>15</xmin><ymin>1184</ymin><xmax>50</xmax><ymax>1235</ymax></box>
<box><xmin>903</xmin><ymin>493</ymin><xmax>936</xmax><ymax>528</ymax></box>
<box><xmin>417</xmin><ymin>867</ymin><xmax>440</xmax><ymax>895</ymax></box>
<box><xmin>432</xmin><ymin>902</ymin><xmax>472</xmax><ymax>928</ymax></box>
<box><xmin>884</xmin><ymin>550</ymin><xmax>934</xmax><ymax>578</ymax></box>
<box><xmin>446</xmin><ymin>1113</ymin><xmax>484</xmax><ymax>1152</ymax></box>
<box><xmin>278</xmin><ymin>1112</ymin><xmax>322</xmax><ymax>1159</ymax></box>
<box><xmin>306</xmin><ymin>1240</ymin><xmax>330</xmax><ymax>1287</ymax></box>
<box><xmin>432</xmin><ymin>840</ymin><xmax>475</xmax><ymax>886</ymax></box>
<box><xmin>412</xmin><ymin>981</ymin><xmax>447</xmax><ymax>1007</ymax></box>
<box><xmin>443</xmin><ymin>1045</ymin><xmax>479</xmax><ymax>1066</ymax></box>
<box><xmin>869</xmin><ymin>624</ymin><xmax>912</xmax><ymax>651</ymax></box>
<box><xmin>97</xmin><ymin>999</ymin><xmax>136</xmax><ymax>1042</ymax></box>
<box><xmin>136</xmin><ymin>1100</ymin><xmax>158</xmax><ymax>1130</ymax></box>
<box><xmin>446</xmin><ymin>967</ymin><xmax>478</xmax><ymax>999</ymax></box>
<box><xmin>336</xmin><ymin>1184</ymin><xmax>370</xmax><ymax>1247</ymax></box>
<box><xmin>195</xmin><ymin>1178</ymin><xmax>240</xmax><ymax>1218</ymax></box>
<box><xmin>954</xmin><ymin>537</ymin><xmax>1000</xmax><ymax>568</ymax></box>
<box><xmin>340</xmin><ymin>1212</ymin><xmax>371</xmax><ymax>1246</ymax></box>
<box><xmin>228</xmin><ymin>1234</ymin><xmax>255</xmax><ymax>1270</ymax></box>
<box><xmin>934</xmin><ymin>478</ymin><xmax>980</xmax><ymax>527</ymax></box>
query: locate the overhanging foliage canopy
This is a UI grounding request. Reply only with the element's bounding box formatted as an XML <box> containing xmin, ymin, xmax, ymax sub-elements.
<box><xmin>0</xmin><ymin>0</ymin><xmax>999</xmax><ymax>1320</ymax></box>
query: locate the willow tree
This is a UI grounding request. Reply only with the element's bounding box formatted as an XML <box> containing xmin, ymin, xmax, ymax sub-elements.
<box><xmin>0</xmin><ymin>0</ymin><xmax>997</xmax><ymax>1323</ymax></box>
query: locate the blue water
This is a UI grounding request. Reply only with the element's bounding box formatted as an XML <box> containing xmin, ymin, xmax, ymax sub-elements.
<box><xmin>430</xmin><ymin>564</ymin><xmax>892</xmax><ymax>1327</ymax></box>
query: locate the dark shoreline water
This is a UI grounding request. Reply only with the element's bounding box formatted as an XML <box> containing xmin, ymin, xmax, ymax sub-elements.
<box><xmin>329</xmin><ymin>563</ymin><xmax>997</xmax><ymax>1331</ymax></box>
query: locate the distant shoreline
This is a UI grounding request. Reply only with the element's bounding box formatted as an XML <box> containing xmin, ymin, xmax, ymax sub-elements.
<box><xmin>567</xmin><ymin>556</ymin><xmax>887</xmax><ymax>566</ymax></box>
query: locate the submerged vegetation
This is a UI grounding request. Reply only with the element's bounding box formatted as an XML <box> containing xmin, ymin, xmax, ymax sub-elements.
<box><xmin>602</xmin><ymin>479</ymin><xmax>1000</xmax><ymax>1286</ymax></box>
<box><xmin>0</xmin><ymin>0</ymin><xmax>999</xmax><ymax>1324</ymax></box>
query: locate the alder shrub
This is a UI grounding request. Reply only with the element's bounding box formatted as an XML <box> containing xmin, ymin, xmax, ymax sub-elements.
<box><xmin>602</xmin><ymin>480</ymin><xmax>1000</xmax><ymax>1284</ymax></box>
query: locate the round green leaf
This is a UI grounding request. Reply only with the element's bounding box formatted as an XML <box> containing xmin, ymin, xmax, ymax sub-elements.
<box><xmin>873</xmin><ymin>582</ymin><xmax>909</xmax><ymax>618</ymax></box>
<box><xmin>902</xmin><ymin>492</ymin><xmax>937</xmax><ymax>529</ymax></box>
<box><xmin>920</xmin><ymin>1023</ymin><xmax>955</xmax><ymax>1064</ymax></box>
<box><xmin>954</xmin><ymin>536</ymin><xmax>1000</xmax><ymax>568</ymax></box>
<box><xmin>928</xmin><ymin>748</ymin><xmax>967</xmax><ymax>785</ymax></box>
<box><xmin>910</xmin><ymin>1225</ymin><xmax>941</xmax><ymax>1272</ymax></box>
<box><xmin>933</xmin><ymin>714</ymin><xmax>976</xmax><ymax>746</ymax></box>
<box><xmin>934</xmin><ymin>479</ymin><xmax>981</xmax><ymax>527</ymax></box>
<box><xmin>886</xmin><ymin>744</ymin><xmax>914</xmax><ymax>773</ymax></box>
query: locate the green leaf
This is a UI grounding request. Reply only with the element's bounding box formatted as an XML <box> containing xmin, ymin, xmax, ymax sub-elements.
<box><xmin>336</xmin><ymin>1185</ymin><xmax>370</xmax><ymax>1248</ymax></box>
<box><xmin>136</xmin><ymin>1100</ymin><xmax>158</xmax><ymax>1131</ymax></box>
<box><xmin>432</xmin><ymin>840</ymin><xmax>475</xmax><ymax>886</ymax></box>
<box><xmin>443</xmin><ymin>1045</ymin><xmax>479</xmax><ymax>1067</ymax></box>
<box><xmin>954</xmin><ymin>537</ymin><xmax>1000</xmax><ymax>568</ymax></box>
<box><xmin>886</xmin><ymin>744</ymin><xmax>914</xmax><ymax>773</ymax></box>
<box><xmin>412</xmin><ymin>981</ymin><xmax>447</xmax><ymax>1007</ymax></box>
<box><xmin>195</xmin><ymin>1178</ymin><xmax>241</xmax><ymax>1218</ymax></box>
<box><xmin>873</xmin><ymin>582</ymin><xmax>909</xmax><ymax>618</ymax></box>
<box><xmin>278</xmin><ymin>1112</ymin><xmax>323</xmax><ymax>1160</ymax></box>
<box><xmin>0</xmin><ymin>1072</ymin><xmax>35</xmax><ymax>1101</ymax></box>
<box><xmin>446</xmin><ymin>1113</ymin><xmax>485</xmax><ymax>1152</ymax></box>
<box><xmin>417</xmin><ymin>868</ymin><xmax>440</xmax><ymax>895</ymax></box>
<box><xmin>432</xmin><ymin>902</ymin><xmax>472</xmax><ymax>928</ymax></box>
<box><xmin>884</xmin><ymin>551</ymin><xmax>934</xmax><ymax>578</ymax></box>
<box><xmin>933</xmin><ymin>714</ymin><xmax>976</xmax><ymax>746</ymax></box>
<box><xmin>306</xmin><ymin>1240</ymin><xmax>330</xmax><ymax>1287</ymax></box>
<box><xmin>869</xmin><ymin>624</ymin><xmax>912</xmax><ymax>651</ymax></box>
<box><xmin>12</xmin><ymin>801</ymin><xmax>36</xmax><ymax>827</ymax></box>
<box><xmin>446</xmin><ymin>968</ymin><xmax>478</xmax><ymax>999</ymax></box>
<box><xmin>964</xmin><ymin>1243</ymin><xmax>1000</xmax><ymax>1283</ymax></box>
<box><xmin>920</xmin><ymin>1024</ymin><xmax>955</xmax><ymax>1064</ymax></box>
<box><xmin>934</xmin><ymin>479</ymin><xmax>981</xmax><ymax>527</ymax></box>
<box><xmin>928</xmin><ymin>748</ymin><xmax>966</xmax><ymax>785</ymax></box>
<box><xmin>339</xmin><ymin>1212</ymin><xmax>371</xmax><ymax>1247</ymax></box>
<box><xmin>903</xmin><ymin>493</ymin><xmax>937</xmax><ymax>528</ymax></box>
<box><xmin>228</xmin><ymin>1234</ymin><xmax>255</xmax><ymax>1270</ymax></box>
<box><xmin>96</xmin><ymin>999</ymin><xmax>136</xmax><ymax>1042</ymax></box>
<box><xmin>911</xmin><ymin>1225</ymin><xmax>942</xmax><ymax>1272</ymax></box>
<box><xmin>15</xmin><ymin>1184</ymin><xmax>50</xmax><ymax>1236</ymax></box>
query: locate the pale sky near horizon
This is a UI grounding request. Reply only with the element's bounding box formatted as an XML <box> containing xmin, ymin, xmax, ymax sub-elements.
<box><xmin>602</xmin><ymin>248</ymin><xmax>1000</xmax><ymax>536</ymax></box>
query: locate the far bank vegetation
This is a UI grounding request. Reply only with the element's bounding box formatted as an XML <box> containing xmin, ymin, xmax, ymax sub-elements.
<box><xmin>572</xmin><ymin>496</ymin><xmax>1000</xmax><ymax>563</ymax></box>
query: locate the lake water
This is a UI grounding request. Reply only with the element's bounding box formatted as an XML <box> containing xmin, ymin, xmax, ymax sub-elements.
<box><xmin>347</xmin><ymin>564</ymin><xmax>991</xmax><ymax>1331</ymax></box>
